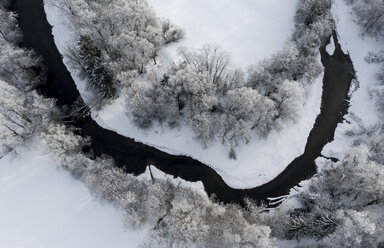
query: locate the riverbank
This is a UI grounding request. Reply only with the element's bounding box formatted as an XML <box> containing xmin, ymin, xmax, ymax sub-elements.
<box><xmin>322</xmin><ymin>0</ymin><xmax>383</xmax><ymax>160</ymax></box>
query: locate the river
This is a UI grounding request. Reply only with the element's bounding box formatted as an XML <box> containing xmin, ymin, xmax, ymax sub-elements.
<box><xmin>10</xmin><ymin>0</ymin><xmax>355</xmax><ymax>205</ymax></box>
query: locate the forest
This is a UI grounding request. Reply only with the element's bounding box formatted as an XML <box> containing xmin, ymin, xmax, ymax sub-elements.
<box><xmin>1</xmin><ymin>0</ymin><xmax>384</xmax><ymax>247</ymax></box>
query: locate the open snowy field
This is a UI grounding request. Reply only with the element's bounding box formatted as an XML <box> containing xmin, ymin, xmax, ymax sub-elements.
<box><xmin>0</xmin><ymin>142</ymin><xmax>147</xmax><ymax>248</ymax></box>
<box><xmin>147</xmin><ymin>0</ymin><xmax>297</xmax><ymax>68</ymax></box>
<box><xmin>322</xmin><ymin>0</ymin><xmax>383</xmax><ymax>159</ymax></box>
<box><xmin>44</xmin><ymin>0</ymin><xmax>325</xmax><ymax>188</ymax></box>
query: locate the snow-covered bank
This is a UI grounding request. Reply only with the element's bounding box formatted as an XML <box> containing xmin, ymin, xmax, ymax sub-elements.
<box><xmin>96</xmin><ymin>74</ymin><xmax>323</xmax><ymax>188</ymax></box>
<box><xmin>147</xmin><ymin>0</ymin><xmax>298</xmax><ymax>68</ymax></box>
<box><xmin>0</xmin><ymin>143</ymin><xmax>147</xmax><ymax>248</ymax></box>
<box><xmin>139</xmin><ymin>165</ymin><xmax>205</xmax><ymax>193</ymax></box>
<box><xmin>44</xmin><ymin>1</ymin><xmax>324</xmax><ymax>188</ymax></box>
<box><xmin>322</xmin><ymin>0</ymin><xmax>383</xmax><ymax>158</ymax></box>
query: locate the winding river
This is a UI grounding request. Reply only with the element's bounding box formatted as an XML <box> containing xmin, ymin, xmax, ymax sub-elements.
<box><xmin>10</xmin><ymin>0</ymin><xmax>355</xmax><ymax>205</ymax></box>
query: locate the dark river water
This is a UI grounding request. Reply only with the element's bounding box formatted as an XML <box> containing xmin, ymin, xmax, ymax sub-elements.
<box><xmin>10</xmin><ymin>0</ymin><xmax>355</xmax><ymax>205</ymax></box>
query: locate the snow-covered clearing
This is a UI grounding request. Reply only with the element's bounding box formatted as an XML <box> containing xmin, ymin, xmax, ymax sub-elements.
<box><xmin>44</xmin><ymin>1</ymin><xmax>324</xmax><ymax>188</ymax></box>
<box><xmin>322</xmin><ymin>0</ymin><xmax>383</xmax><ymax>159</ymax></box>
<box><xmin>0</xmin><ymin>142</ymin><xmax>148</xmax><ymax>248</ymax></box>
<box><xmin>147</xmin><ymin>0</ymin><xmax>297</xmax><ymax>68</ymax></box>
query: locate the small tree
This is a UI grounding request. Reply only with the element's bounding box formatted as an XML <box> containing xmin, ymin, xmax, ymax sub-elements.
<box><xmin>78</xmin><ymin>35</ymin><xmax>115</xmax><ymax>99</ymax></box>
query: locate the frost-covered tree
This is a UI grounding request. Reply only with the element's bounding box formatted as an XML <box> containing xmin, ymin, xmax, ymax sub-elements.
<box><xmin>161</xmin><ymin>19</ymin><xmax>184</xmax><ymax>45</ymax></box>
<box><xmin>0</xmin><ymin>6</ymin><xmax>21</xmax><ymax>42</ymax></box>
<box><xmin>330</xmin><ymin>209</ymin><xmax>380</xmax><ymax>248</ymax></box>
<box><xmin>293</xmin><ymin>0</ymin><xmax>334</xmax><ymax>54</ymax></box>
<box><xmin>178</xmin><ymin>45</ymin><xmax>243</xmax><ymax>95</ymax></box>
<box><xmin>349</xmin><ymin>0</ymin><xmax>384</xmax><ymax>38</ymax></box>
<box><xmin>0</xmin><ymin>80</ymin><xmax>56</xmax><ymax>156</ymax></box>
<box><xmin>247</xmin><ymin>43</ymin><xmax>321</xmax><ymax>94</ymax></box>
<box><xmin>298</xmin><ymin>146</ymin><xmax>384</xmax><ymax>210</ymax></box>
<box><xmin>0</xmin><ymin>42</ymin><xmax>44</xmax><ymax>91</ymax></box>
<box><xmin>39</xmin><ymin>122</ymin><xmax>88</xmax><ymax>166</ymax></box>
<box><xmin>0</xmin><ymin>5</ymin><xmax>45</xmax><ymax>91</ymax></box>
<box><xmin>128</xmin><ymin>45</ymin><xmax>243</xmax><ymax>145</ymax></box>
<box><xmin>223</xmin><ymin>87</ymin><xmax>277</xmax><ymax>145</ymax></box>
<box><xmin>77</xmin><ymin>35</ymin><xmax>115</xmax><ymax>99</ymax></box>
<box><xmin>152</xmin><ymin>188</ymin><xmax>276</xmax><ymax>248</ymax></box>
<box><xmin>58</xmin><ymin>0</ymin><xmax>183</xmax><ymax>95</ymax></box>
<box><xmin>127</xmin><ymin>72</ymin><xmax>181</xmax><ymax>128</ymax></box>
<box><xmin>285</xmin><ymin>211</ymin><xmax>337</xmax><ymax>241</ymax></box>
<box><xmin>271</xmin><ymin>80</ymin><xmax>305</xmax><ymax>122</ymax></box>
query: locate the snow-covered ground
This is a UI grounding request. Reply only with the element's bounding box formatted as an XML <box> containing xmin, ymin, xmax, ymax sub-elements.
<box><xmin>322</xmin><ymin>0</ymin><xmax>383</xmax><ymax>159</ymax></box>
<box><xmin>139</xmin><ymin>165</ymin><xmax>205</xmax><ymax>193</ymax></box>
<box><xmin>0</xmin><ymin>142</ymin><xmax>148</xmax><ymax>248</ymax></box>
<box><xmin>44</xmin><ymin>1</ymin><xmax>325</xmax><ymax>188</ymax></box>
<box><xmin>147</xmin><ymin>0</ymin><xmax>297</xmax><ymax>68</ymax></box>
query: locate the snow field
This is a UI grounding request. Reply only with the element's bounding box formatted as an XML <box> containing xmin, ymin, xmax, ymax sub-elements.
<box><xmin>0</xmin><ymin>142</ymin><xmax>148</xmax><ymax>248</ymax></box>
<box><xmin>147</xmin><ymin>0</ymin><xmax>298</xmax><ymax>68</ymax></box>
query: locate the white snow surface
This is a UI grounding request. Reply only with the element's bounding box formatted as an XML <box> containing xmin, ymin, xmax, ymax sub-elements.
<box><xmin>322</xmin><ymin>0</ymin><xmax>383</xmax><ymax>159</ymax></box>
<box><xmin>44</xmin><ymin>1</ymin><xmax>324</xmax><ymax>188</ymax></box>
<box><xmin>326</xmin><ymin>35</ymin><xmax>335</xmax><ymax>56</ymax></box>
<box><xmin>0</xmin><ymin>142</ymin><xmax>148</xmax><ymax>248</ymax></box>
<box><xmin>147</xmin><ymin>0</ymin><xmax>298</xmax><ymax>68</ymax></box>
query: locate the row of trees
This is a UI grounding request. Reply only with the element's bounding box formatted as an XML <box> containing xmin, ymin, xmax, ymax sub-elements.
<box><xmin>35</xmin><ymin>118</ymin><xmax>279</xmax><ymax>247</ymax></box>
<box><xmin>83</xmin><ymin>159</ymin><xmax>275</xmax><ymax>247</ymax></box>
<box><xmin>57</xmin><ymin>0</ymin><xmax>335</xmax><ymax>155</ymax></box>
